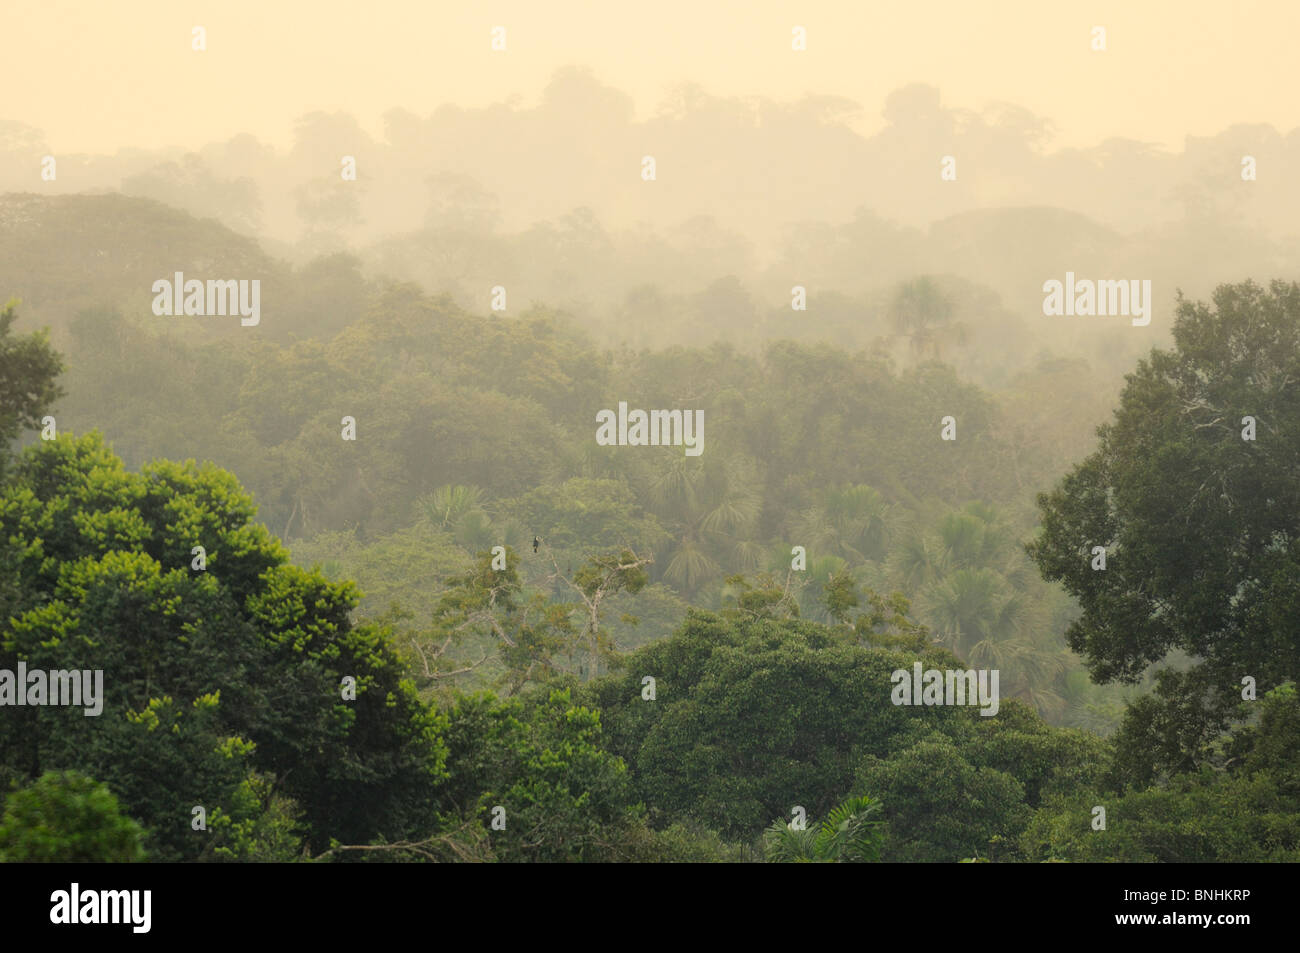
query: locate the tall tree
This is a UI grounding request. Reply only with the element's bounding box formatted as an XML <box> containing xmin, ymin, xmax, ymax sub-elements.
<box><xmin>0</xmin><ymin>433</ymin><xmax>448</xmax><ymax>854</ymax></box>
<box><xmin>1028</xmin><ymin>280</ymin><xmax>1300</xmax><ymax>780</ymax></box>
<box><xmin>0</xmin><ymin>300</ymin><xmax>63</xmax><ymax>477</ymax></box>
<box><xmin>544</xmin><ymin>546</ymin><xmax>653</xmax><ymax>680</ymax></box>
<box><xmin>888</xmin><ymin>276</ymin><xmax>956</xmax><ymax>359</ymax></box>
<box><xmin>418</xmin><ymin>546</ymin><xmax>573</xmax><ymax>696</ymax></box>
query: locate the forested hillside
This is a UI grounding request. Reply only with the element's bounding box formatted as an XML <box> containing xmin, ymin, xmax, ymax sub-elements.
<box><xmin>2</xmin><ymin>191</ymin><xmax>1298</xmax><ymax>864</ymax></box>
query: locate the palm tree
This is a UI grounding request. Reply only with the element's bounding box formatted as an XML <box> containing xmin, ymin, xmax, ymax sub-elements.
<box><xmin>924</xmin><ymin>567</ymin><xmax>1019</xmax><ymax>656</ymax></box>
<box><xmin>793</xmin><ymin>484</ymin><xmax>896</xmax><ymax>564</ymax></box>
<box><xmin>890</xmin><ymin>530</ymin><xmax>949</xmax><ymax>590</ymax></box>
<box><xmin>888</xmin><ymin>276</ymin><xmax>955</xmax><ymax>359</ymax></box>
<box><xmin>648</xmin><ymin>453</ymin><xmax>762</xmax><ymax>594</ymax></box>
<box><xmin>763</xmin><ymin>795</ymin><xmax>885</xmax><ymax>863</ymax></box>
<box><xmin>921</xmin><ymin>565</ymin><xmax>1067</xmax><ymax>715</ymax></box>
<box><xmin>417</xmin><ymin>484</ymin><xmax>486</xmax><ymax>530</ymax></box>
<box><xmin>416</xmin><ymin>484</ymin><xmax>519</xmax><ymax>553</ymax></box>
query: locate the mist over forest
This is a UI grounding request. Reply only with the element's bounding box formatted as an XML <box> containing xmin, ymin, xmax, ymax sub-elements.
<box><xmin>2</xmin><ymin>34</ymin><xmax>1299</xmax><ymax>872</ymax></box>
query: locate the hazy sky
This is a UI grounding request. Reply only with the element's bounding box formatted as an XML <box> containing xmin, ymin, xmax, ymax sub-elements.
<box><xmin>7</xmin><ymin>0</ymin><xmax>1298</xmax><ymax>155</ymax></box>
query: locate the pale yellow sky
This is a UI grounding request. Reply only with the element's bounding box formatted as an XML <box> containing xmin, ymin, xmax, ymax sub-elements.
<box><xmin>5</xmin><ymin>0</ymin><xmax>1297</xmax><ymax>155</ymax></box>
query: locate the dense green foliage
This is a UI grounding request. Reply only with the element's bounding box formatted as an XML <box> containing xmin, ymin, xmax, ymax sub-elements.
<box><xmin>0</xmin><ymin>429</ymin><xmax>446</xmax><ymax>858</ymax></box>
<box><xmin>2</xmin><ymin>188</ymin><xmax>1297</xmax><ymax>863</ymax></box>
<box><xmin>1029</xmin><ymin>280</ymin><xmax>1300</xmax><ymax>781</ymax></box>
<box><xmin>0</xmin><ymin>771</ymin><xmax>145</xmax><ymax>862</ymax></box>
<box><xmin>0</xmin><ymin>299</ymin><xmax>63</xmax><ymax>482</ymax></box>
<box><xmin>764</xmin><ymin>795</ymin><xmax>885</xmax><ymax>863</ymax></box>
<box><xmin>40</xmin><ymin>281</ymin><xmax>1127</xmax><ymax>727</ymax></box>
